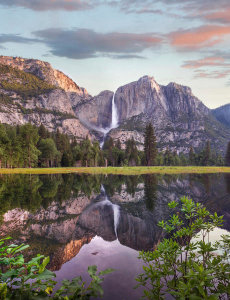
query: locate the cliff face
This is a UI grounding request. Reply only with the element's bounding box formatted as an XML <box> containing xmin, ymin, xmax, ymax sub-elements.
<box><xmin>0</xmin><ymin>56</ymin><xmax>83</xmax><ymax>93</ymax></box>
<box><xmin>0</xmin><ymin>56</ymin><xmax>113</xmax><ymax>142</ymax></box>
<box><xmin>110</xmin><ymin>76</ymin><xmax>230</xmax><ymax>153</ymax></box>
<box><xmin>212</xmin><ymin>104</ymin><xmax>230</xmax><ymax>129</ymax></box>
<box><xmin>0</xmin><ymin>56</ymin><xmax>94</xmax><ymax>140</ymax></box>
<box><xmin>77</xmin><ymin>90</ymin><xmax>113</xmax><ymax>130</ymax></box>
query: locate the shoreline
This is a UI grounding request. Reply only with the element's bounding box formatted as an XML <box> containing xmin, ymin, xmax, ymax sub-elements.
<box><xmin>0</xmin><ymin>166</ymin><xmax>230</xmax><ymax>175</ymax></box>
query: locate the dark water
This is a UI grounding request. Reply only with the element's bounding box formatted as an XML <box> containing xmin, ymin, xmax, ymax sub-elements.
<box><xmin>0</xmin><ymin>173</ymin><xmax>230</xmax><ymax>299</ymax></box>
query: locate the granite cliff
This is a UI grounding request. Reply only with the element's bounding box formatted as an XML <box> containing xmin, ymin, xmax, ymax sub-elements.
<box><xmin>213</xmin><ymin>104</ymin><xmax>230</xmax><ymax>129</ymax></box>
<box><xmin>0</xmin><ymin>56</ymin><xmax>94</xmax><ymax>140</ymax></box>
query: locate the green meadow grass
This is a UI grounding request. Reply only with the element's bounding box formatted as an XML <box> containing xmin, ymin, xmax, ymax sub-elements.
<box><xmin>0</xmin><ymin>166</ymin><xmax>230</xmax><ymax>175</ymax></box>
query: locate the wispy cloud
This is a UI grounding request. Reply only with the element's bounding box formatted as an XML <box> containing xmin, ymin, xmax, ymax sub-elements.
<box><xmin>0</xmin><ymin>0</ymin><xmax>93</xmax><ymax>11</ymax></box>
<box><xmin>202</xmin><ymin>7</ymin><xmax>230</xmax><ymax>24</ymax></box>
<box><xmin>182</xmin><ymin>56</ymin><xmax>230</xmax><ymax>69</ymax></box>
<box><xmin>194</xmin><ymin>69</ymin><xmax>230</xmax><ymax>79</ymax></box>
<box><xmin>32</xmin><ymin>28</ymin><xmax>162</xmax><ymax>59</ymax></box>
<box><xmin>169</xmin><ymin>25</ymin><xmax>230</xmax><ymax>50</ymax></box>
<box><xmin>103</xmin><ymin>54</ymin><xmax>146</xmax><ymax>59</ymax></box>
<box><xmin>106</xmin><ymin>0</ymin><xmax>179</xmax><ymax>17</ymax></box>
<box><xmin>0</xmin><ymin>34</ymin><xmax>37</xmax><ymax>44</ymax></box>
<box><xmin>109</xmin><ymin>0</ymin><xmax>230</xmax><ymax>23</ymax></box>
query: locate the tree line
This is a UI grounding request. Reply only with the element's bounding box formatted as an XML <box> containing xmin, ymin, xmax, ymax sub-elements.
<box><xmin>0</xmin><ymin>122</ymin><xmax>228</xmax><ymax>168</ymax></box>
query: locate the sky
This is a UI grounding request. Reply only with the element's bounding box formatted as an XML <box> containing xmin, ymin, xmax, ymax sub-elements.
<box><xmin>0</xmin><ymin>0</ymin><xmax>230</xmax><ymax>108</ymax></box>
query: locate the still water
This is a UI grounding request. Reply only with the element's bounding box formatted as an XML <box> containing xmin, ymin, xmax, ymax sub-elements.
<box><xmin>0</xmin><ymin>173</ymin><xmax>230</xmax><ymax>299</ymax></box>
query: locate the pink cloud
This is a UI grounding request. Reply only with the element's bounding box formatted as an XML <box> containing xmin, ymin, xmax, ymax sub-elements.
<box><xmin>182</xmin><ymin>56</ymin><xmax>230</xmax><ymax>69</ymax></box>
<box><xmin>194</xmin><ymin>69</ymin><xmax>230</xmax><ymax>79</ymax></box>
<box><xmin>203</xmin><ymin>7</ymin><xmax>230</xmax><ymax>23</ymax></box>
<box><xmin>170</xmin><ymin>25</ymin><xmax>230</xmax><ymax>49</ymax></box>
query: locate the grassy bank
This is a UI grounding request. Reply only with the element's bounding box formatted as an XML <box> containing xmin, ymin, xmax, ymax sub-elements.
<box><xmin>0</xmin><ymin>166</ymin><xmax>230</xmax><ymax>175</ymax></box>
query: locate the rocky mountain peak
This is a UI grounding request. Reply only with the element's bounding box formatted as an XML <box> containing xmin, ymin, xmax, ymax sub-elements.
<box><xmin>166</xmin><ymin>82</ymin><xmax>192</xmax><ymax>95</ymax></box>
<box><xmin>110</xmin><ymin>76</ymin><xmax>230</xmax><ymax>154</ymax></box>
<box><xmin>0</xmin><ymin>55</ymin><xmax>87</xmax><ymax>94</ymax></box>
<box><xmin>212</xmin><ymin>103</ymin><xmax>230</xmax><ymax>128</ymax></box>
<box><xmin>137</xmin><ymin>75</ymin><xmax>160</xmax><ymax>93</ymax></box>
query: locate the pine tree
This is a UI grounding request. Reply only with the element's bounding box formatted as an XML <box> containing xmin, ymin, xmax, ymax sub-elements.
<box><xmin>144</xmin><ymin>123</ymin><xmax>157</xmax><ymax>166</ymax></box>
<box><xmin>19</xmin><ymin>124</ymin><xmax>40</xmax><ymax>168</ymax></box>
<box><xmin>81</xmin><ymin>137</ymin><xmax>92</xmax><ymax>167</ymax></box>
<box><xmin>114</xmin><ymin>139</ymin><xmax>125</xmax><ymax>166</ymax></box>
<box><xmin>115</xmin><ymin>139</ymin><xmax>121</xmax><ymax>150</ymax></box>
<box><xmin>225</xmin><ymin>141</ymin><xmax>230</xmax><ymax>166</ymax></box>
<box><xmin>103</xmin><ymin>137</ymin><xmax>115</xmax><ymax>166</ymax></box>
<box><xmin>203</xmin><ymin>141</ymin><xmax>211</xmax><ymax>166</ymax></box>
<box><xmin>92</xmin><ymin>141</ymin><xmax>101</xmax><ymax>167</ymax></box>
<box><xmin>189</xmin><ymin>147</ymin><xmax>195</xmax><ymax>165</ymax></box>
<box><xmin>144</xmin><ymin>174</ymin><xmax>157</xmax><ymax>210</ymax></box>
<box><xmin>38</xmin><ymin>124</ymin><xmax>49</xmax><ymax>140</ymax></box>
<box><xmin>38</xmin><ymin>138</ymin><xmax>60</xmax><ymax>167</ymax></box>
<box><xmin>172</xmin><ymin>150</ymin><xmax>180</xmax><ymax>166</ymax></box>
<box><xmin>126</xmin><ymin>137</ymin><xmax>138</xmax><ymax>166</ymax></box>
<box><xmin>0</xmin><ymin>124</ymin><xmax>9</xmax><ymax>168</ymax></box>
<box><xmin>164</xmin><ymin>147</ymin><xmax>174</xmax><ymax>166</ymax></box>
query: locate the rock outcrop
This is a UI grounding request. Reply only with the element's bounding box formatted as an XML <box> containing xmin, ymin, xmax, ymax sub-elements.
<box><xmin>76</xmin><ymin>90</ymin><xmax>113</xmax><ymax>130</ymax></box>
<box><xmin>212</xmin><ymin>104</ymin><xmax>230</xmax><ymax>129</ymax></box>
<box><xmin>0</xmin><ymin>56</ymin><xmax>94</xmax><ymax>140</ymax></box>
<box><xmin>0</xmin><ymin>56</ymin><xmax>83</xmax><ymax>93</ymax></box>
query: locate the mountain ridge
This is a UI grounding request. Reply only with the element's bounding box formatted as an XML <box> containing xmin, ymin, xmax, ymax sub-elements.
<box><xmin>110</xmin><ymin>75</ymin><xmax>229</xmax><ymax>153</ymax></box>
<box><xmin>0</xmin><ymin>55</ymin><xmax>229</xmax><ymax>154</ymax></box>
<box><xmin>212</xmin><ymin>104</ymin><xmax>230</xmax><ymax>129</ymax></box>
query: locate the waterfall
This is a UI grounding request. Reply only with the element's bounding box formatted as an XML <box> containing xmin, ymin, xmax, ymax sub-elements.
<box><xmin>111</xmin><ymin>93</ymin><xmax>119</xmax><ymax>129</ymax></box>
<box><xmin>100</xmin><ymin>185</ymin><xmax>120</xmax><ymax>239</ymax></box>
<box><xmin>100</xmin><ymin>92</ymin><xmax>119</xmax><ymax>147</ymax></box>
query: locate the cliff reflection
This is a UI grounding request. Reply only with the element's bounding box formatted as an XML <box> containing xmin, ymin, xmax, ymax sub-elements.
<box><xmin>0</xmin><ymin>173</ymin><xmax>230</xmax><ymax>271</ymax></box>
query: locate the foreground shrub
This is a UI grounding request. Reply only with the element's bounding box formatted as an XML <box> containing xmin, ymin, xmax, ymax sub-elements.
<box><xmin>0</xmin><ymin>238</ymin><xmax>113</xmax><ymax>299</ymax></box>
<box><xmin>136</xmin><ymin>197</ymin><xmax>230</xmax><ymax>299</ymax></box>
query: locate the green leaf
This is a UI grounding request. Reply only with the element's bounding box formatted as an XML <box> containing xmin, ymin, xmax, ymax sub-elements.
<box><xmin>98</xmin><ymin>268</ymin><xmax>115</xmax><ymax>276</ymax></box>
<box><xmin>88</xmin><ymin>265</ymin><xmax>97</xmax><ymax>277</ymax></box>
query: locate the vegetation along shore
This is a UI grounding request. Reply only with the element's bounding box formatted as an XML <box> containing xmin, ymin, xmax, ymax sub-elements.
<box><xmin>0</xmin><ymin>166</ymin><xmax>230</xmax><ymax>175</ymax></box>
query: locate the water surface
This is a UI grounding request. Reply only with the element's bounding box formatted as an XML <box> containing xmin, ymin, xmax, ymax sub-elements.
<box><xmin>0</xmin><ymin>173</ymin><xmax>230</xmax><ymax>299</ymax></box>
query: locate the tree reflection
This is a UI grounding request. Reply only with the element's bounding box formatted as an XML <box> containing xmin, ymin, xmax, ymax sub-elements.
<box><xmin>225</xmin><ymin>174</ymin><xmax>230</xmax><ymax>194</ymax></box>
<box><xmin>201</xmin><ymin>174</ymin><xmax>211</xmax><ymax>194</ymax></box>
<box><xmin>144</xmin><ymin>174</ymin><xmax>158</xmax><ymax>211</ymax></box>
<box><xmin>0</xmin><ymin>174</ymin><xmax>105</xmax><ymax>221</ymax></box>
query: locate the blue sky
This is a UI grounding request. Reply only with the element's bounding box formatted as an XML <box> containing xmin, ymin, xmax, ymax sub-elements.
<box><xmin>0</xmin><ymin>0</ymin><xmax>230</xmax><ymax>108</ymax></box>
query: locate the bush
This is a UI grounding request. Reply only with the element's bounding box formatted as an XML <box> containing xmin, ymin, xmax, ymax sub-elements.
<box><xmin>0</xmin><ymin>237</ymin><xmax>113</xmax><ymax>299</ymax></box>
<box><xmin>136</xmin><ymin>197</ymin><xmax>230</xmax><ymax>299</ymax></box>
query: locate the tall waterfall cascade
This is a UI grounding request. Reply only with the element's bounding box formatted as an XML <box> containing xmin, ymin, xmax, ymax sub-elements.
<box><xmin>111</xmin><ymin>93</ymin><xmax>119</xmax><ymax>129</ymax></box>
<box><xmin>99</xmin><ymin>185</ymin><xmax>120</xmax><ymax>239</ymax></box>
<box><xmin>100</xmin><ymin>93</ymin><xmax>119</xmax><ymax>147</ymax></box>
